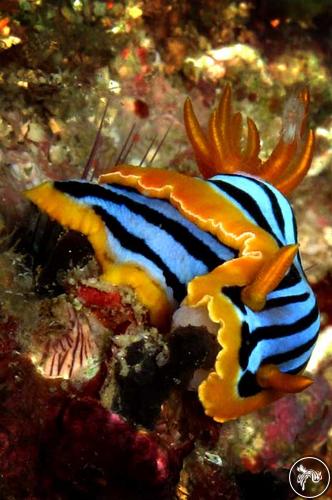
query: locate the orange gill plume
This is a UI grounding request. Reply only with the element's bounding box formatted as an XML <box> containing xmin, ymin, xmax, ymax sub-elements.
<box><xmin>183</xmin><ymin>84</ymin><xmax>315</xmax><ymax>195</ymax></box>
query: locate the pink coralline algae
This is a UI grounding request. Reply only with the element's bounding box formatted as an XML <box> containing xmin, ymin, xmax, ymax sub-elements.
<box><xmin>0</xmin><ymin>349</ymin><xmax>183</xmax><ymax>499</ymax></box>
<box><xmin>0</xmin><ymin>352</ymin><xmax>60</xmax><ymax>498</ymax></box>
<box><xmin>259</xmin><ymin>376</ymin><xmax>332</xmax><ymax>469</ymax></box>
<box><xmin>212</xmin><ymin>373</ymin><xmax>332</xmax><ymax>477</ymax></box>
<box><xmin>42</xmin><ymin>397</ymin><xmax>181</xmax><ymax>499</ymax></box>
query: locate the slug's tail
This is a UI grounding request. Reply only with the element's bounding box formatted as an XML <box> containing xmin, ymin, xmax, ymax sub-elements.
<box><xmin>184</xmin><ymin>84</ymin><xmax>314</xmax><ymax>196</ymax></box>
<box><xmin>24</xmin><ymin>181</ymin><xmax>110</xmax><ymax>271</ymax></box>
<box><xmin>24</xmin><ymin>181</ymin><xmax>172</xmax><ymax>330</ymax></box>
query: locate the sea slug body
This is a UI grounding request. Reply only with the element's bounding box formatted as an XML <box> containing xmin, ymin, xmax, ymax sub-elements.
<box><xmin>25</xmin><ymin>85</ymin><xmax>320</xmax><ymax>422</ymax></box>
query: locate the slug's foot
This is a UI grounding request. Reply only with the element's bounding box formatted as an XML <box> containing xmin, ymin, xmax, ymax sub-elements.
<box><xmin>172</xmin><ymin>304</ymin><xmax>219</xmax><ymax>336</ymax></box>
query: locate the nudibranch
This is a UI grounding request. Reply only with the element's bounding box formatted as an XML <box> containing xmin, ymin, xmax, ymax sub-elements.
<box><xmin>25</xmin><ymin>85</ymin><xmax>320</xmax><ymax>422</ymax></box>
